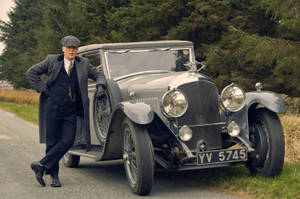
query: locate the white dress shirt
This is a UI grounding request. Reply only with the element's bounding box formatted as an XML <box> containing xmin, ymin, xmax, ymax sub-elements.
<box><xmin>64</xmin><ymin>58</ymin><xmax>74</xmax><ymax>74</ymax></box>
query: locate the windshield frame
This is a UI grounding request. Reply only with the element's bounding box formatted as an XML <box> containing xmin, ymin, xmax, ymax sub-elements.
<box><xmin>104</xmin><ymin>47</ymin><xmax>193</xmax><ymax>80</ymax></box>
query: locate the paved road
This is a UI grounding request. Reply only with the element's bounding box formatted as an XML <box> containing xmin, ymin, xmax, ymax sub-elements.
<box><xmin>0</xmin><ymin>108</ymin><xmax>243</xmax><ymax>199</ymax></box>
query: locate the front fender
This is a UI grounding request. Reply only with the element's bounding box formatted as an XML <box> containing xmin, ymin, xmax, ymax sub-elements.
<box><xmin>245</xmin><ymin>91</ymin><xmax>286</xmax><ymax>114</ymax></box>
<box><xmin>229</xmin><ymin>91</ymin><xmax>285</xmax><ymax>144</ymax></box>
<box><xmin>98</xmin><ymin>101</ymin><xmax>154</xmax><ymax>161</ymax></box>
<box><xmin>115</xmin><ymin>101</ymin><xmax>155</xmax><ymax>124</ymax></box>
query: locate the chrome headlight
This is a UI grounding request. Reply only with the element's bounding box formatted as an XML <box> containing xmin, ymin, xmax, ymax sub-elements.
<box><xmin>162</xmin><ymin>89</ymin><xmax>188</xmax><ymax>118</ymax></box>
<box><xmin>221</xmin><ymin>83</ymin><xmax>245</xmax><ymax>112</ymax></box>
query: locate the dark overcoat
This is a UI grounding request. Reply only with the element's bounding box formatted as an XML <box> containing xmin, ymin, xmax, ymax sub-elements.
<box><xmin>26</xmin><ymin>54</ymin><xmax>106</xmax><ymax>145</ymax></box>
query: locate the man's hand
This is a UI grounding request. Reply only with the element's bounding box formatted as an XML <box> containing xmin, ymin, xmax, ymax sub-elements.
<box><xmin>41</xmin><ymin>89</ymin><xmax>51</xmax><ymax>98</ymax></box>
<box><xmin>95</xmin><ymin>85</ymin><xmax>106</xmax><ymax>99</ymax></box>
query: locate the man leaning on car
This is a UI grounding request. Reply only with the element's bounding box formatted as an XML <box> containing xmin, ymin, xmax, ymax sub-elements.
<box><xmin>26</xmin><ymin>35</ymin><xmax>106</xmax><ymax>187</ymax></box>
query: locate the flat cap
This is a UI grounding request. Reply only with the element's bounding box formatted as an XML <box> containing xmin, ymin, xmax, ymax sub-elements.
<box><xmin>60</xmin><ymin>35</ymin><xmax>81</xmax><ymax>47</ymax></box>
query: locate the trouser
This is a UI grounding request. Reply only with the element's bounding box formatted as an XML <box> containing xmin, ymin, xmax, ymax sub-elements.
<box><xmin>40</xmin><ymin>100</ymin><xmax>77</xmax><ymax>177</ymax></box>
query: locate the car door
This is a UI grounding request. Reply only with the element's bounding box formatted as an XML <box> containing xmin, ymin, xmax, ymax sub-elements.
<box><xmin>81</xmin><ymin>51</ymin><xmax>106</xmax><ymax>145</ymax></box>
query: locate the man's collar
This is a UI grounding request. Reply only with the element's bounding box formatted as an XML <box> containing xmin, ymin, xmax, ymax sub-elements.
<box><xmin>57</xmin><ymin>54</ymin><xmax>81</xmax><ymax>62</ymax></box>
<box><xmin>64</xmin><ymin>57</ymin><xmax>74</xmax><ymax>64</ymax></box>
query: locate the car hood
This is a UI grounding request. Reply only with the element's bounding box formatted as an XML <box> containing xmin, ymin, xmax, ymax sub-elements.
<box><xmin>117</xmin><ymin>71</ymin><xmax>214</xmax><ymax>100</ymax></box>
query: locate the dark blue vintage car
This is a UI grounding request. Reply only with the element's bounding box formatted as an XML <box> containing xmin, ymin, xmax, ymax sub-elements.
<box><xmin>63</xmin><ymin>41</ymin><xmax>285</xmax><ymax>195</ymax></box>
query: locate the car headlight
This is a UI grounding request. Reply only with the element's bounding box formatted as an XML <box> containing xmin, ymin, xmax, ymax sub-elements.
<box><xmin>221</xmin><ymin>83</ymin><xmax>246</xmax><ymax>112</ymax></box>
<box><xmin>162</xmin><ymin>89</ymin><xmax>188</xmax><ymax>118</ymax></box>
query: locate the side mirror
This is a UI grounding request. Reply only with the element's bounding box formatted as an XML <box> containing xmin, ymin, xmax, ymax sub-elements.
<box><xmin>195</xmin><ymin>60</ymin><xmax>202</xmax><ymax>66</ymax></box>
<box><xmin>196</xmin><ymin>60</ymin><xmax>207</xmax><ymax>72</ymax></box>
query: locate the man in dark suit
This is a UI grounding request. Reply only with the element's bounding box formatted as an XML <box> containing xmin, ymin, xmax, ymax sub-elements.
<box><xmin>26</xmin><ymin>35</ymin><xmax>106</xmax><ymax>187</ymax></box>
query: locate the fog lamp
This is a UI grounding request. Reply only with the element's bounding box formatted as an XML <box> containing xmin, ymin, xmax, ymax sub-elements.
<box><xmin>179</xmin><ymin>125</ymin><xmax>193</xmax><ymax>141</ymax></box>
<box><xmin>227</xmin><ymin>121</ymin><xmax>240</xmax><ymax>137</ymax></box>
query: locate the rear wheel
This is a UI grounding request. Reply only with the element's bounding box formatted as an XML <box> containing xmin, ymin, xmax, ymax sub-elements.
<box><xmin>63</xmin><ymin>152</ymin><xmax>80</xmax><ymax>168</ymax></box>
<box><xmin>246</xmin><ymin>108</ymin><xmax>285</xmax><ymax>177</ymax></box>
<box><xmin>122</xmin><ymin>118</ymin><xmax>154</xmax><ymax>195</ymax></box>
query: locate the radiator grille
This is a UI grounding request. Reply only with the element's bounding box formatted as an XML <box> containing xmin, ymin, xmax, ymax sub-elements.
<box><xmin>177</xmin><ymin>80</ymin><xmax>222</xmax><ymax>150</ymax></box>
<box><xmin>178</xmin><ymin>80</ymin><xmax>220</xmax><ymax>126</ymax></box>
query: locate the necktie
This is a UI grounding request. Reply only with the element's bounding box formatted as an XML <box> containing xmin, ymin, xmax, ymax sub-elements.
<box><xmin>67</xmin><ymin>61</ymin><xmax>73</xmax><ymax>76</ymax></box>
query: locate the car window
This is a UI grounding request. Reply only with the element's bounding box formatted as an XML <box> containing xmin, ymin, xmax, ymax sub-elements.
<box><xmin>105</xmin><ymin>48</ymin><xmax>191</xmax><ymax>79</ymax></box>
<box><xmin>82</xmin><ymin>52</ymin><xmax>102</xmax><ymax>84</ymax></box>
<box><xmin>82</xmin><ymin>53</ymin><xmax>102</xmax><ymax>69</ymax></box>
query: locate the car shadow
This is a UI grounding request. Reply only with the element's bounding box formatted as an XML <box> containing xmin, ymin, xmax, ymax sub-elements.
<box><xmin>67</xmin><ymin>157</ymin><xmax>245</xmax><ymax>197</ymax></box>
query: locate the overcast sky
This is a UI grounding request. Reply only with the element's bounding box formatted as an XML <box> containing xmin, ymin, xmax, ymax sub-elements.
<box><xmin>0</xmin><ymin>0</ymin><xmax>15</xmax><ymax>55</ymax></box>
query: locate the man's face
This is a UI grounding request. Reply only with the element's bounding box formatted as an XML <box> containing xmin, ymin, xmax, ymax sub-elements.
<box><xmin>62</xmin><ymin>46</ymin><xmax>78</xmax><ymax>60</ymax></box>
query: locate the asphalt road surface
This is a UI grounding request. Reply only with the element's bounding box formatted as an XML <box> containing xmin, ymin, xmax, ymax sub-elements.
<box><xmin>0</xmin><ymin>108</ymin><xmax>243</xmax><ymax>199</ymax></box>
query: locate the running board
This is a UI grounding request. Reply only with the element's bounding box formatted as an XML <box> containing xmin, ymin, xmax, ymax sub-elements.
<box><xmin>68</xmin><ymin>145</ymin><xmax>103</xmax><ymax>159</ymax></box>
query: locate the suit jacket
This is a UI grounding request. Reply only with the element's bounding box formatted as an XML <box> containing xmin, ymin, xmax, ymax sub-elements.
<box><xmin>26</xmin><ymin>54</ymin><xmax>106</xmax><ymax>144</ymax></box>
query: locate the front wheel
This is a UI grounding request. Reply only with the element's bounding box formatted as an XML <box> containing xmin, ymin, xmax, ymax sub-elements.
<box><xmin>122</xmin><ymin>118</ymin><xmax>155</xmax><ymax>195</ymax></box>
<box><xmin>246</xmin><ymin>108</ymin><xmax>285</xmax><ymax>177</ymax></box>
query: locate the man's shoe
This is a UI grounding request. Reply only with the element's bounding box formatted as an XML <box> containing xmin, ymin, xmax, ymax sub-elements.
<box><xmin>50</xmin><ymin>176</ymin><xmax>62</xmax><ymax>187</ymax></box>
<box><xmin>30</xmin><ymin>161</ymin><xmax>46</xmax><ymax>187</ymax></box>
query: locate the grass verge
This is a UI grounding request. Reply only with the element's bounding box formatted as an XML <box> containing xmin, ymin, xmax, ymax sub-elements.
<box><xmin>202</xmin><ymin>164</ymin><xmax>300</xmax><ymax>199</ymax></box>
<box><xmin>0</xmin><ymin>99</ymin><xmax>299</xmax><ymax>199</ymax></box>
<box><xmin>281</xmin><ymin>114</ymin><xmax>300</xmax><ymax>163</ymax></box>
<box><xmin>0</xmin><ymin>101</ymin><xmax>38</xmax><ymax>124</ymax></box>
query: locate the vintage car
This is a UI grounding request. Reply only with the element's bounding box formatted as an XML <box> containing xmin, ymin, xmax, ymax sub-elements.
<box><xmin>63</xmin><ymin>40</ymin><xmax>285</xmax><ymax>195</ymax></box>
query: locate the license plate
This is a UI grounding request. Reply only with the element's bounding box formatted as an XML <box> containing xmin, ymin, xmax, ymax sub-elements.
<box><xmin>197</xmin><ymin>148</ymin><xmax>247</xmax><ymax>165</ymax></box>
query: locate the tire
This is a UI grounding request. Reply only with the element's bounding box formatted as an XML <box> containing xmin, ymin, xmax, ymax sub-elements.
<box><xmin>122</xmin><ymin>118</ymin><xmax>155</xmax><ymax>195</ymax></box>
<box><xmin>246</xmin><ymin>108</ymin><xmax>285</xmax><ymax>177</ymax></box>
<box><xmin>63</xmin><ymin>152</ymin><xmax>80</xmax><ymax>168</ymax></box>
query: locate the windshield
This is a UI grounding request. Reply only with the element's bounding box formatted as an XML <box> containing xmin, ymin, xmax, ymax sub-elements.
<box><xmin>105</xmin><ymin>48</ymin><xmax>192</xmax><ymax>79</ymax></box>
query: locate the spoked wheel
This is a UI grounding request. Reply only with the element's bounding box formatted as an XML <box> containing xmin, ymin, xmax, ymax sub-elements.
<box><xmin>122</xmin><ymin>118</ymin><xmax>154</xmax><ymax>195</ymax></box>
<box><xmin>246</xmin><ymin>108</ymin><xmax>285</xmax><ymax>177</ymax></box>
<box><xmin>63</xmin><ymin>152</ymin><xmax>80</xmax><ymax>168</ymax></box>
<box><xmin>93</xmin><ymin>93</ymin><xmax>112</xmax><ymax>142</ymax></box>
